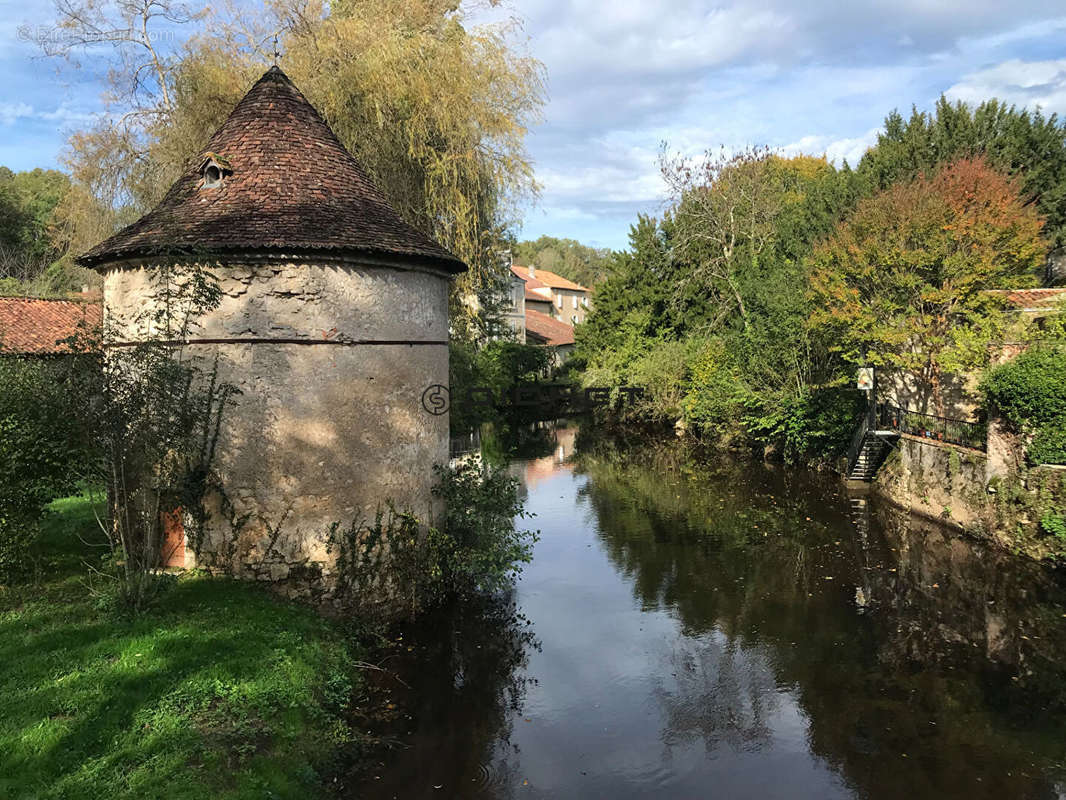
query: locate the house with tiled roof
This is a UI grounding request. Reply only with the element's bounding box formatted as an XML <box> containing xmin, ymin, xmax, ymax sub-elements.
<box><xmin>510</xmin><ymin>264</ymin><xmax>592</xmax><ymax>325</ymax></box>
<box><xmin>0</xmin><ymin>295</ymin><xmax>101</xmax><ymax>356</ymax></box>
<box><xmin>524</xmin><ymin>309</ymin><xmax>576</xmax><ymax>364</ymax></box>
<box><xmin>984</xmin><ymin>287</ymin><xmax>1066</xmax><ymax>315</ymax></box>
<box><xmin>524</xmin><ymin>286</ymin><xmax>553</xmax><ymax>316</ymax></box>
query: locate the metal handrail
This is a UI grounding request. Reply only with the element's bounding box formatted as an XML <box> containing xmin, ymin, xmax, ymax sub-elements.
<box><xmin>845</xmin><ymin>413</ymin><xmax>870</xmax><ymax>474</ymax></box>
<box><xmin>876</xmin><ymin>403</ymin><xmax>987</xmax><ymax>452</ymax></box>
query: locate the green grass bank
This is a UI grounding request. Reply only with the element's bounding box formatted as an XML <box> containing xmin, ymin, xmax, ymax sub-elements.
<box><xmin>0</xmin><ymin>492</ymin><xmax>365</xmax><ymax>799</ymax></box>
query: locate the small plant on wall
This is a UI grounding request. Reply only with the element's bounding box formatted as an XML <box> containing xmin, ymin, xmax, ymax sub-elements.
<box><xmin>72</xmin><ymin>263</ymin><xmax>238</xmax><ymax>612</ymax></box>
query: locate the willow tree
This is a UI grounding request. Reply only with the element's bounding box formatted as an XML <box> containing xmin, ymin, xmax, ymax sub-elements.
<box><xmin>46</xmin><ymin>0</ymin><xmax>544</xmax><ymax>326</ymax></box>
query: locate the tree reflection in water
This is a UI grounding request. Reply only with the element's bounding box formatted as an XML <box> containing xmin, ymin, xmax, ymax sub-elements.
<box><xmin>576</xmin><ymin>435</ymin><xmax>1066</xmax><ymax>799</ymax></box>
<box><xmin>343</xmin><ymin>592</ymin><xmax>538</xmax><ymax>800</ymax></box>
<box><xmin>349</xmin><ymin>428</ymin><xmax>1066</xmax><ymax>800</ymax></box>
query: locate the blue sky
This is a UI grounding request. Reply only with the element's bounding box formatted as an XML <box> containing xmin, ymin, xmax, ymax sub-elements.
<box><xmin>2</xmin><ymin>0</ymin><xmax>1065</xmax><ymax>250</ymax></box>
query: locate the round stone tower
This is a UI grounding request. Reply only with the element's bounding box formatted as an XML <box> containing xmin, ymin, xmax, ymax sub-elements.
<box><xmin>78</xmin><ymin>67</ymin><xmax>465</xmax><ymax>595</ymax></box>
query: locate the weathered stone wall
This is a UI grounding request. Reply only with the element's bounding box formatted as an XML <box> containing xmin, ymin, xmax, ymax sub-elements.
<box><xmin>876</xmin><ymin>435</ymin><xmax>988</xmax><ymax>530</ymax></box>
<box><xmin>877</xmin><ymin>368</ymin><xmax>978</xmax><ymax>420</ymax></box>
<box><xmin>103</xmin><ymin>258</ymin><xmax>451</xmax><ymax>601</ymax></box>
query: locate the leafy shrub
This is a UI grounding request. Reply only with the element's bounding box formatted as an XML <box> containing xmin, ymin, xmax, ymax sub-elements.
<box><xmin>432</xmin><ymin>459</ymin><xmax>537</xmax><ymax>596</ymax></box>
<box><xmin>327</xmin><ymin>506</ymin><xmax>446</xmax><ymax>619</ymax></box>
<box><xmin>1029</xmin><ymin>422</ymin><xmax>1066</xmax><ymax>466</ymax></box>
<box><xmin>614</xmin><ymin>338</ymin><xmax>693</xmax><ymax>423</ymax></box>
<box><xmin>682</xmin><ymin>338</ymin><xmax>744</xmax><ymax>432</ymax></box>
<box><xmin>0</xmin><ymin>357</ymin><xmax>95</xmax><ymax>581</ymax></box>
<box><xmin>327</xmin><ymin>460</ymin><xmax>537</xmax><ymax>619</ymax></box>
<box><xmin>1042</xmin><ymin>511</ymin><xmax>1066</xmax><ymax>539</ymax></box>
<box><xmin>742</xmin><ymin>385</ymin><xmax>864</xmax><ymax>463</ymax></box>
<box><xmin>982</xmin><ymin>347</ymin><xmax>1066</xmax><ymax>465</ymax></box>
<box><xmin>981</xmin><ymin>348</ymin><xmax>1066</xmax><ymax>427</ymax></box>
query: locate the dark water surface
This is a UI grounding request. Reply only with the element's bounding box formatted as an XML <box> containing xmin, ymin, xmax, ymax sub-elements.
<box><xmin>351</xmin><ymin>427</ymin><xmax>1066</xmax><ymax>799</ymax></box>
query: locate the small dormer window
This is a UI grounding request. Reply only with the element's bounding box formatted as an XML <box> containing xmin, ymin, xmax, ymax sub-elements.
<box><xmin>199</xmin><ymin>153</ymin><xmax>232</xmax><ymax>189</ymax></box>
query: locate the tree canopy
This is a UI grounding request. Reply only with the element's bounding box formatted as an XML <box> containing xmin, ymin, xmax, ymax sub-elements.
<box><xmin>809</xmin><ymin>157</ymin><xmax>1045</xmax><ymax>412</ymax></box>
<box><xmin>0</xmin><ymin>167</ymin><xmax>71</xmax><ymax>294</ymax></box>
<box><xmin>857</xmin><ymin>97</ymin><xmax>1066</xmax><ymax>247</ymax></box>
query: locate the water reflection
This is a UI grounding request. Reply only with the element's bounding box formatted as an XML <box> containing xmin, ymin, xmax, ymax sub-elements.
<box><xmin>349</xmin><ymin>427</ymin><xmax>1066</xmax><ymax>799</ymax></box>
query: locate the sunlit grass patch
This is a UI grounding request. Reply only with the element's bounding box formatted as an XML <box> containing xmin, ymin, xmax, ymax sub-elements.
<box><xmin>0</xmin><ymin>492</ymin><xmax>361</xmax><ymax>799</ymax></box>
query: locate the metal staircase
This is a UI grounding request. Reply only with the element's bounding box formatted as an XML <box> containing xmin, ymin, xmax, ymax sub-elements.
<box><xmin>845</xmin><ymin>411</ymin><xmax>899</xmax><ymax>482</ymax></box>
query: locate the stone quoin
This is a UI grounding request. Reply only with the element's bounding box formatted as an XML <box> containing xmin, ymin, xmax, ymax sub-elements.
<box><xmin>78</xmin><ymin>66</ymin><xmax>466</xmax><ymax>600</ymax></box>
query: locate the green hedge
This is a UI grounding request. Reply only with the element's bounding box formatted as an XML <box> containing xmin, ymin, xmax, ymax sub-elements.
<box><xmin>982</xmin><ymin>348</ymin><xmax>1066</xmax><ymax>465</ymax></box>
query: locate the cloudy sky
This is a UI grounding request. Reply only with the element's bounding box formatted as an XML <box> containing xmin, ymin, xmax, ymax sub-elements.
<box><xmin>2</xmin><ymin>0</ymin><xmax>1065</xmax><ymax>250</ymax></box>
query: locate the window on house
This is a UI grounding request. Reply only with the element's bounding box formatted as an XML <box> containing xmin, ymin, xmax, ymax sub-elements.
<box><xmin>581</xmin><ymin>296</ymin><xmax>588</xmax><ymax>308</ymax></box>
<box><xmin>556</xmin><ymin>294</ymin><xmax>562</xmax><ymax>308</ymax></box>
<box><xmin>572</xmin><ymin>295</ymin><xmax>578</xmax><ymax>309</ymax></box>
<box><xmin>571</xmin><ymin>314</ymin><xmax>577</xmax><ymax>324</ymax></box>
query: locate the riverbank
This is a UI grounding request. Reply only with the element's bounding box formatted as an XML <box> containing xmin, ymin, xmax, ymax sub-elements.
<box><xmin>0</xmin><ymin>492</ymin><xmax>367</xmax><ymax>799</ymax></box>
<box><xmin>604</xmin><ymin>421</ymin><xmax>1066</xmax><ymax>564</ymax></box>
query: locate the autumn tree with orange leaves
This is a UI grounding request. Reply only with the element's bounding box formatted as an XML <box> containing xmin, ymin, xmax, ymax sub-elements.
<box><xmin>808</xmin><ymin>157</ymin><xmax>1046</xmax><ymax>415</ymax></box>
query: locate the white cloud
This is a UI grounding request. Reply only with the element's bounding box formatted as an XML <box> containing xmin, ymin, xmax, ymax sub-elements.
<box><xmin>781</xmin><ymin>127</ymin><xmax>882</xmax><ymax>167</ymax></box>
<box><xmin>0</xmin><ymin>101</ymin><xmax>99</xmax><ymax>127</ymax></box>
<box><xmin>945</xmin><ymin>59</ymin><xmax>1066</xmax><ymax>115</ymax></box>
<box><xmin>0</xmin><ymin>102</ymin><xmax>34</xmax><ymax>125</ymax></box>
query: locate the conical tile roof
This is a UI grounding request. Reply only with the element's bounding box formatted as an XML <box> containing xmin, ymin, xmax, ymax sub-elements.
<box><xmin>78</xmin><ymin>66</ymin><xmax>465</xmax><ymax>273</ymax></box>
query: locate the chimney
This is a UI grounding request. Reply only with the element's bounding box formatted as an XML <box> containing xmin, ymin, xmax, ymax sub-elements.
<box><xmin>528</xmin><ymin>265</ymin><xmax>536</xmax><ymax>279</ymax></box>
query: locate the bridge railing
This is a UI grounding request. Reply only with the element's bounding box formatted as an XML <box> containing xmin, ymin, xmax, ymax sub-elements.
<box><xmin>876</xmin><ymin>403</ymin><xmax>987</xmax><ymax>452</ymax></box>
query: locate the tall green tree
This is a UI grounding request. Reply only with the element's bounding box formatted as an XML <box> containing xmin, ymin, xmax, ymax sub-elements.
<box><xmin>858</xmin><ymin>97</ymin><xmax>1066</xmax><ymax>247</ymax></box>
<box><xmin>0</xmin><ymin>167</ymin><xmax>72</xmax><ymax>292</ymax></box>
<box><xmin>575</xmin><ymin>214</ymin><xmax>680</xmax><ymax>366</ymax></box>
<box><xmin>809</xmin><ymin>157</ymin><xmax>1047</xmax><ymax>413</ymax></box>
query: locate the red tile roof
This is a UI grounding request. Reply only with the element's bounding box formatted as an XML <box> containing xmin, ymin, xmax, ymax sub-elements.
<box><xmin>525</xmin><ymin>287</ymin><xmax>552</xmax><ymax>303</ymax></box>
<box><xmin>511</xmin><ymin>266</ymin><xmax>551</xmax><ymax>292</ymax></box>
<box><xmin>525</xmin><ymin>309</ymin><xmax>575</xmax><ymax>346</ymax></box>
<box><xmin>0</xmin><ymin>297</ymin><xmax>102</xmax><ymax>355</ymax></box>
<box><xmin>78</xmin><ymin>67</ymin><xmax>464</xmax><ymax>274</ymax></box>
<box><xmin>986</xmin><ymin>288</ymin><xmax>1066</xmax><ymax>312</ymax></box>
<box><xmin>511</xmin><ymin>265</ymin><xmax>589</xmax><ymax>293</ymax></box>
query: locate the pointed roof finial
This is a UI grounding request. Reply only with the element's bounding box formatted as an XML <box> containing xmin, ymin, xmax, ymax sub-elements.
<box><xmin>272</xmin><ymin>31</ymin><xmax>281</xmax><ymax>66</ymax></box>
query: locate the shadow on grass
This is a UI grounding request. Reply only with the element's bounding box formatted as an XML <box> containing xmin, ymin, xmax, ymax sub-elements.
<box><xmin>0</xmin><ymin>493</ymin><xmax>360</xmax><ymax>800</ymax></box>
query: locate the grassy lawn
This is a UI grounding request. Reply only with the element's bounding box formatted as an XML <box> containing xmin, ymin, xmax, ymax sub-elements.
<box><xmin>0</xmin><ymin>492</ymin><xmax>364</xmax><ymax>799</ymax></box>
